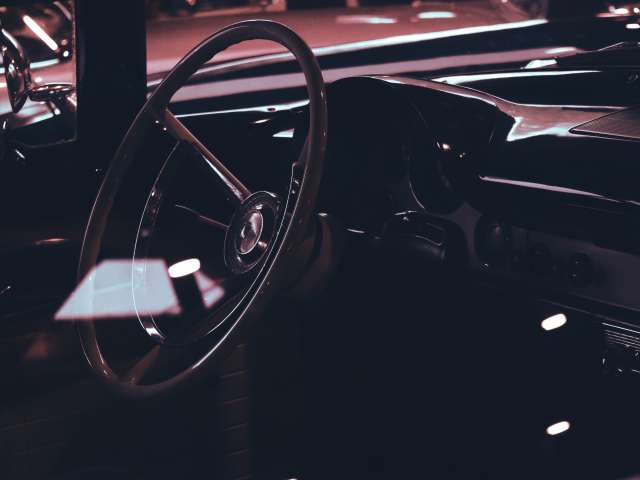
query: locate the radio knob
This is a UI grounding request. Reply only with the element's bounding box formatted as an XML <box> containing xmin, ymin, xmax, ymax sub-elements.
<box><xmin>475</xmin><ymin>218</ymin><xmax>511</xmax><ymax>264</ymax></box>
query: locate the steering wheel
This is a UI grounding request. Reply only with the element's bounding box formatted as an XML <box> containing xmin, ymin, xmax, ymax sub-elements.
<box><xmin>77</xmin><ymin>20</ymin><xmax>327</xmax><ymax>397</ymax></box>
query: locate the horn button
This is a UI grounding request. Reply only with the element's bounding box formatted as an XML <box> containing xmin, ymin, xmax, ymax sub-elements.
<box><xmin>225</xmin><ymin>191</ymin><xmax>280</xmax><ymax>274</ymax></box>
<box><xmin>237</xmin><ymin>210</ymin><xmax>264</xmax><ymax>255</ymax></box>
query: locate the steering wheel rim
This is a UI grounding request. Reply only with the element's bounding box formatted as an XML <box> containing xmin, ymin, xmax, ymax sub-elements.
<box><xmin>77</xmin><ymin>20</ymin><xmax>327</xmax><ymax>398</ymax></box>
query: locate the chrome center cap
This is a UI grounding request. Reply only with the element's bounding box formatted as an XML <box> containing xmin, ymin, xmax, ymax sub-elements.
<box><xmin>224</xmin><ymin>191</ymin><xmax>280</xmax><ymax>275</ymax></box>
<box><xmin>237</xmin><ymin>210</ymin><xmax>264</xmax><ymax>255</ymax></box>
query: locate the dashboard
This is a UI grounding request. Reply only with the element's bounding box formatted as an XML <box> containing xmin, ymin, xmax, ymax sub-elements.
<box><xmin>300</xmin><ymin>70</ymin><xmax>640</xmax><ymax>373</ymax></box>
<box><xmin>307</xmin><ymin>71</ymin><xmax>640</xmax><ymax>303</ymax></box>
<box><xmin>47</xmin><ymin>63</ymin><xmax>634</xmax><ymax>376</ymax></box>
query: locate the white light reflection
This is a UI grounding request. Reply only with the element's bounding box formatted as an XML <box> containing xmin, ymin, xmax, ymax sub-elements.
<box><xmin>23</xmin><ymin>15</ymin><xmax>58</xmax><ymax>51</ymax></box>
<box><xmin>546</xmin><ymin>421</ymin><xmax>570</xmax><ymax>436</ymax></box>
<box><xmin>273</xmin><ymin>128</ymin><xmax>294</xmax><ymax>138</ymax></box>
<box><xmin>55</xmin><ymin>259</ymin><xmax>227</xmax><ymax>322</ymax></box>
<box><xmin>30</xmin><ymin>58</ymin><xmax>60</xmax><ymax>69</ymax></box>
<box><xmin>336</xmin><ymin>15</ymin><xmax>397</xmax><ymax>24</ymax></box>
<box><xmin>525</xmin><ymin>58</ymin><xmax>557</xmax><ymax>69</ymax></box>
<box><xmin>35</xmin><ymin>237</ymin><xmax>67</xmax><ymax>246</ymax></box>
<box><xmin>194</xmin><ymin>271</ymin><xmax>226</xmax><ymax>308</ymax></box>
<box><xmin>55</xmin><ymin>259</ymin><xmax>179</xmax><ymax>321</ymax></box>
<box><xmin>541</xmin><ymin>313</ymin><xmax>567</xmax><ymax>331</ymax></box>
<box><xmin>417</xmin><ymin>11</ymin><xmax>456</xmax><ymax>19</ymax></box>
<box><xmin>626</xmin><ymin>23</ymin><xmax>640</xmax><ymax>30</ymax></box>
<box><xmin>545</xmin><ymin>47</ymin><xmax>577</xmax><ymax>55</ymax></box>
<box><xmin>168</xmin><ymin>258</ymin><xmax>201</xmax><ymax>278</ymax></box>
<box><xmin>480</xmin><ymin>176</ymin><xmax>609</xmax><ymax>200</ymax></box>
<box><xmin>435</xmin><ymin>69</ymin><xmax>596</xmax><ymax>85</ymax></box>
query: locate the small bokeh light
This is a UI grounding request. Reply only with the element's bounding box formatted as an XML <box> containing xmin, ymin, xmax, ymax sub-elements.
<box><xmin>546</xmin><ymin>420</ymin><xmax>571</xmax><ymax>436</ymax></box>
<box><xmin>541</xmin><ymin>313</ymin><xmax>567</xmax><ymax>331</ymax></box>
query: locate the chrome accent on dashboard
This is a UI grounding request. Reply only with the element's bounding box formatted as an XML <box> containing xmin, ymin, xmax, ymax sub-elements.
<box><xmin>478</xmin><ymin>175</ymin><xmax>624</xmax><ymax>202</ymax></box>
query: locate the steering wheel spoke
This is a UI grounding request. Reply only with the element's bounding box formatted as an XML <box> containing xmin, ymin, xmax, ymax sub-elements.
<box><xmin>122</xmin><ymin>345</ymin><xmax>185</xmax><ymax>385</ymax></box>
<box><xmin>122</xmin><ymin>345</ymin><xmax>162</xmax><ymax>385</ymax></box>
<box><xmin>123</xmin><ymin>273</ymin><xmax>247</xmax><ymax>386</ymax></box>
<box><xmin>162</xmin><ymin>109</ymin><xmax>251</xmax><ymax>206</ymax></box>
<box><xmin>173</xmin><ymin>203</ymin><xmax>229</xmax><ymax>232</ymax></box>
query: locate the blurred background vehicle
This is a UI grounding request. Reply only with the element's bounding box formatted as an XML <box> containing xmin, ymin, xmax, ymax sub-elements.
<box><xmin>0</xmin><ymin>0</ymin><xmax>71</xmax><ymax>67</ymax></box>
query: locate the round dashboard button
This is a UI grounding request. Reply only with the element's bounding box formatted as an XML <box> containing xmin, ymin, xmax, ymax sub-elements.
<box><xmin>475</xmin><ymin>217</ymin><xmax>512</xmax><ymax>264</ymax></box>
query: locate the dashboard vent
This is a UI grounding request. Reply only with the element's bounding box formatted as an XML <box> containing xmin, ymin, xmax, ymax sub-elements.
<box><xmin>602</xmin><ymin>322</ymin><xmax>640</xmax><ymax>375</ymax></box>
<box><xmin>603</xmin><ymin>322</ymin><xmax>640</xmax><ymax>357</ymax></box>
<box><xmin>572</xmin><ymin>107</ymin><xmax>640</xmax><ymax>141</ymax></box>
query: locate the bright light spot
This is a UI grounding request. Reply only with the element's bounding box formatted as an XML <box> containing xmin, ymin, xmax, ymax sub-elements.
<box><xmin>273</xmin><ymin>128</ymin><xmax>294</xmax><ymax>138</ymax></box>
<box><xmin>541</xmin><ymin>313</ymin><xmax>567</xmax><ymax>331</ymax></box>
<box><xmin>55</xmin><ymin>259</ymin><xmax>227</xmax><ymax>322</ymax></box>
<box><xmin>62</xmin><ymin>50</ymin><xmax>70</xmax><ymax>58</ymax></box>
<box><xmin>34</xmin><ymin>76</ymin><xmax>43</xmax><ymax>83</ymax></box>
<box><xmin>23</xmin><ymin>15</ymin><xmax>58</xmax><ymax>51</ymax></box>
<box><xmin>55</xmin><ymin>259</ymin><xmax>180</xmax><ymax>321</ymax></box>
<box><xmin>546</xmin><ymin>421</ymin><xmax>570</xmax><ymax>436</ymax></box>
<box><xmin>525</xmin><ymin>58</ymin><xmax>557</xmax><ymax>69</ymax></box>
<box><xmin>613</xmin><ymin>7</ymin><xmax>630</xmax><ymax>14</ymax></box>
<box><xmin>626</xmin><ymin>23</ymin><xmax>640</xmax><ymax>30</ymax></box>
<box><xmin>336</xmin><ymin>15</ymin><xmax>397</xmax><ymax>24</ymax></box>
<box><xmin>417</xmin><ymin>11</ymin><xmax>456</xmax><ymax>19</ymax></box>
<box><xmin>168</xmin><ymin>258</ymin><xmax>201</xmax><ymax>278</ymax></box>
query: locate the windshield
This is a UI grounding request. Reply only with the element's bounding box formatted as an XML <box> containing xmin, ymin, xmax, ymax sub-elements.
<box><xmin>1</xmin><ymin>1</ymin><xmax>638</xmax><ymax>75</ymax></box>
<box><xmin>0</xmin><ymin>0</ymin><xmax>638</xmax><ymax>115</ymax></box>
<box><xmin>143</xmin><ymin>0</ymin><xmax>639</xmax><ymax>74</ymax></box>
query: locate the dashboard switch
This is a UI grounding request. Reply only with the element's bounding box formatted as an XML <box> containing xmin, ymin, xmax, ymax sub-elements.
<box><xmin>475</xmin><ymin>217</ymin><xmax>512</xmax><ymax>264</ymax></box>
<box><xmin>568</xmin><ymin>253</ymin><xmax>593</xmax><ymax>287</ymax></box>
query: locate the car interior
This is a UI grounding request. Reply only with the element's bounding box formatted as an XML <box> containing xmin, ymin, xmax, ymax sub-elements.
<box><xmin>2</xmin><ymin>1</ymin><xmax>640</xmax><ymax>479</ymax></box>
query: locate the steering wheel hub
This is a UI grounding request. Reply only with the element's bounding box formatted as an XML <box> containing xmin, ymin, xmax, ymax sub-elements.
<box><xmin>225</xmin><ymin>191</ymin><xmax>280</xmax><ymax>274</ymax></box>
<box><xmin>238</xmin><ymin>210</ymin><xmax>263</xmax><ymax>254</ymax></box>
